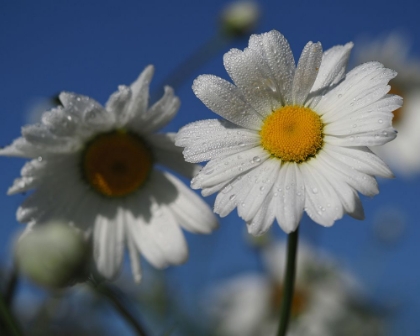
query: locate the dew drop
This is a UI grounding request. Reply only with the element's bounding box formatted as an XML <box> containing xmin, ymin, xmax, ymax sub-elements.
<box><xmin>37</xmin><ymin>156</ymin><xmax>43</xmax><ymax>162</ymax></box>
<box><xmin>312</xmin><ymin>187</ymin><xmax>318</xmax><ymax>194</ymax></box>
<box><xmin>229</xmin><ymin>194</ymin><xmax>236</xmax><ymax>201</ymax></box>
<box><xmin>337</xmin><ymin>94</ymin><xmax>343</xmax><ymax>98</ymax></box>
<box><xmin>222</xmin><ymin>184</ymin><xmax>233</xmax><ymax>193</ymax></box>
<box><xmin>253</xmin><ymin>156</ymin><xmax>261</xmax><ymax>162</ymax></box>
<box><xmin>204</xmin><ymin>169</ymin><xmax>214</xmax><ymax>175</ymax></box>
<box><xmin>378</xmin><ymin>119</ymin><xmax>383</xmax><ymax>124</ymax></box>
<box><xmin>382</xmin><ymin>131</ymin><xmax>388</xmax><ymax>136</ymax></box>
<box><xmin>259</xmin><ymin>186</ymin><xmax>265</xmax><ymax>191</ymax></box>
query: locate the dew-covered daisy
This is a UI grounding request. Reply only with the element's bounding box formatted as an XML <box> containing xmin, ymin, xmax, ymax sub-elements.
<box><xmin>176</xmin><ymin>30</ymin><xmax>399</xmax><ymax>234</ymax></box>
<box><xmin>209</xmin><ymin>242</ymin><xmax>357</xmax><ymax>336</ymax></box>
<box><xmin>354</xmin><ymin>33</ymin><xmax>420</xmax><ymax>176</ymax></box>
<box><xmin>0</xmin><ymin>66</ymin><xmax>218</xmax><ymax>281</ymax></box>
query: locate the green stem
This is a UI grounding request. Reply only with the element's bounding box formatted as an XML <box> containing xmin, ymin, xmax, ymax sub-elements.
<box><xmin>153</xmin><ymin>33</ymin><xmax>231</xmax><ymax>98</ymax></box>
<box><xmin>0</xmin><ymin>292</ymin><xmax>23</xmax><ymax>336</ymax></box>
<box><xmin>4</xmin><ymin>266</ymin><xmax>18</xmax><ymax>307</ymax></box>
<box><xmin>277</xmin><ymin>226</ymin><xmax>299</xmax><ymax>336</ymax></box>
<box><xmin>89</xmin><ymin>281</ymin><xmax>148</xmax><ymax>336</ymax></box>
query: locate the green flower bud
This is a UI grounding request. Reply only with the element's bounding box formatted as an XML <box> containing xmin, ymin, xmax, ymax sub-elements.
<box><xmin>220</xmin><ymin>1</ymin><xmax>261</xmax><ymax>37</ymax></box>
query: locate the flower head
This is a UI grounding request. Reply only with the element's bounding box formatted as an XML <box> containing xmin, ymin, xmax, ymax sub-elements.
<box><xmin>0</xmin><ymin>66</ymin><xmax>218</xmax><ymax>281</ymax></box>
<box><xmin>354</xmin><ymin>33</ymin><xmax>420</xmax><ymax>176</ymax></box>
<box><xmin>176</xmin><ymin>30</ymin><xmax>399</xmax><ymax>234</ymax></box>
<box><xmin>209</xmin><ymin>242</ymin><xmax>366</xmax><ymax>336</ymax></box>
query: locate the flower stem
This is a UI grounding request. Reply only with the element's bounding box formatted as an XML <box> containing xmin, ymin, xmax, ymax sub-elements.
<box><xmin>89</xmin><ymin>280</ymin><xmax>148</xmax><ymax>336</ymax></box>
<box><xmin>0</xmin><ymin>292</ymin><xmax>23</xmax><ymax>336</ymax></box>
<box><xmin>4</xmin><ymin>266</ymin><xmax>18</xmax><ymax>307</ymax></box>
<box><xmin>277</xmin><ymin>226</ymin><xmax>299</xmax><ymax>336</ymax></box>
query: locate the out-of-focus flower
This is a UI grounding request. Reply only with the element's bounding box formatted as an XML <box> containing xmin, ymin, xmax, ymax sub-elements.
<box><xmin>219</xmin><ymin>1</ymin><xmax>261</xmax><ymax>37</ymax></box>
<box><xmin>209</xmin><ymin>242</ymin><xmax>386</xmax><ymax>336</ymax></box>
<box><xmin>15</xmin><ymin>222</ymin><xmax>89</xmax><ymax>288</ymax></box>
<box><xmin>0</xmin><ymin>66</ymin><xmax>218</xmax><ymax>282</ymax></box>
<box><xmin>354</xmin><ymin>33</ymin><xmax>420</xmax><ymax>176</ymax></box>
<box><xmin>176</xmin><ymin>30</ymin><xmax>398</xmax><ymax>235</ymax></box>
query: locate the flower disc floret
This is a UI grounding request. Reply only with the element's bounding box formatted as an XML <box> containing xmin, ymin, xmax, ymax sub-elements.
<box><xmin>82</xmin><ymin>130</ymin><xmax>152</xmax><ymax>197</ymax></box>
<box><xmin>260</xmin><ymin>106</ymin><xmax>323</xmax><ymax>163</ymax></box>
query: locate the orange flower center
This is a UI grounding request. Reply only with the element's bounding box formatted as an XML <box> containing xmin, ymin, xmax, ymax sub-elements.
<box><xmin>389</xmin><ymin>82</ymin><xmax>404</xmax><ymax>125</ymax></box>
<box><xmin>82</xmin><ymin>130</ymin><xmax>152</xmax><ymax>197</ymax></box>
<box><xmin>260</xmin><ymin>106</ymin><xmax>323</xmax><ymax>163</ymax></box>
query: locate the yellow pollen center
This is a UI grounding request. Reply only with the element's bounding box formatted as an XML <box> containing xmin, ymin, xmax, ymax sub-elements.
<box><xmin>271</xmin><ymin>283</ymin><xmax>308</xmax><ymax>318</ymax></box>
<box><xmin>389</xmin><ymin>83</ymin><xmax>404</xmax><ymax>125</ymax></box>
<box><xmin>82</xmin><ymin>130</ymin><xmax>152</xmax><ymax>197</ymax></box>
<box><xmin>260</xmin><ymin>105</ymin><xmax>323</xmax><ymax>163</ymax></box>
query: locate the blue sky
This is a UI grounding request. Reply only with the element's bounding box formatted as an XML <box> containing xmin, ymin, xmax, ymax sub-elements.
<box><xmin>1</xmin><ymin>0</ymin><xmax>420</xmax><ymax>334</ymax></box>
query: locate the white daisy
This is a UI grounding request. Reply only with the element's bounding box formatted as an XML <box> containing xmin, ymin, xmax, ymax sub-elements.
<box><xmin>209</xmin><ymin>242</ymin><xmax>354</xmax><ymax>336</ymax></box>
<box><xmin>0</xmin><ymin>66</ymin><xmax>218</xmax><ymax>282</ymax></box>
<box><xmin>176</xmin><ymin>30</ymin><xmax>399</xmax><ymax>234</ymax></box>
<box><xmin>354</xmin><ymin>33</ymin><xmax>420</xmax><ymax>176</ymax></box>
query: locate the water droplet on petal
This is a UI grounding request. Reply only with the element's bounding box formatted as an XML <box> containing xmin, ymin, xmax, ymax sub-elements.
<box><xmin>229</xmin><ymin>194</ymin><xmax>236</xmax><ymax>201</ymax></box>
<box><xmin>253</xmin><ymin>156</ymin><xmax>261</xmax><ymax>162</ymax></box>
<box><xmin>312</xmin><ymin>187</ymin><xmax>318</xmax><ymax>194</ymax></box>
<box><xmin>222</xmin><ymin>184</ymin><xmax>233</xmax><ymax>193</ymax></box>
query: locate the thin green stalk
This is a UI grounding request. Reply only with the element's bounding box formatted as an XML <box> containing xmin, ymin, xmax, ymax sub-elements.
<box><xmin>89</xmin><ymin>281</ymin><xmax>148</xmax><ymax>336</ymax></box>
<box><xmin>152</xmin><ymin>33</ymin><xmax>231</xmax><ymax>98</ymax></box>
<box><xmin>277</xmin><ymin>226</ymin><xmax>299</xmax><ymax>336</ymax></box>
<box><xmin>0</xmin><ymin>292</ymin><xmax>23</xmax><ymax>336</ymax></box>
<box><xmin>4</xmin><ymin>266</ymin><xmax>18</xmax><ymax>307</ymax></box>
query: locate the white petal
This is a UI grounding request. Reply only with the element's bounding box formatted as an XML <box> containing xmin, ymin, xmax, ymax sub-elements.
<box><xmin>147</xmin><ymin>133</ymin><xmax>200</xmax><ymax>179</ymax></box>
<box><xmin>192</xmin><ymin>75</ymin><xmax>263</xmax><ymax>130</ymax></box>
<box><xmin>308</xmin><ymin>42</ymin><xmax>353</xmax><ymax>107</ymax></box>
<box><xmin>274</xmin><ymin>163</ymin><xmax>305</xmax><ymax>233</ymax></box>
<box><xmin>292</xmin><ymin>41</ymin><xmax>323</xmax><ymax>105</ymax></box>
<box><xmin>0</xmin><ymin>138</ymin><xmax>40</xmax><ymax>158</ymax></box>
<box><xmin>126</xmin><ymin>228</ymin><xmax>142</xmax><ymax>283</ymax></box>
<box><xmin>158</xmin><ymin>171</ymin><xmax>218</xmax><ymax>234</ymax></box>
<box><xmin>248</xmin><ymin>30</ymin><xmax>295</xmax><ymax>105</ymax></box>
<box><xmin>93</xmin><ymin>210</ymin><xmax>125</xmax><ymax>279</ymax></box>
<box><xmin>126</xmin><ymin>65</ymin><xmax>154</xmax><ymax>120</ymax></box>
<box><xmin>317</xmin><ymin>62</ymin><xmax>397</xmax><ymax>121</ymax></box>
<box><xmin>323</xmin><ymin>144</ymin><xmax>393</xmax><ymax>178</ymax></box>
<box><xmin>105</xmin><ymin>85</ymin><xmax>132</xmax><ymax>126</ymax></box>
<box><xmin>300</xmin><ymin>161</ymin><xmax>344</xmax><ymax>227</ymax></box>
<box><xmin>308</xmin><ymin>156</ymin><xmax>365</xmax><ymax>220</ymax></box>
<box><xmin>22</xmin><ymin>124</ymin><xmax>81</xmax><ymax>153</ymax></box>
<box><xmin>130</xmin><ymin>86</ymin><xmax>179</xmax><ymax>135</ymax></box>
<box><xmin>311</xmin><ymin>43</ymin><xmax>353</xmax><ymax>92</ymax></box>
<box><xmin>223</xmin><ymin>47</ymin><xmax>281</xmax><ymax>117</ymax></box>
<box><xmin>213</xmin><ymin>158</ymin><xmax>274</xmax><ymax>218</ymax></box>
<box><xmin>42</xmin><ymin>106</ymin><xmax>79</xmax><ymax>137</ymax></box>
<box><xmin>192</xmin><ymin>146</ymin><xmax>269</xmax><ymax>189</ymax></box>
<box><xmin>127</xmin><ymin>200</ymin><xmax>188</xmax><ymax>269</ymax></box>
<box><xmin>324</xmin><ymin>128</ymin><xmax>397</xmax><ymax>147</ymax></box>
<box><xmin>237</xmin><ymin>159</ymin><xmax>279</xmax><ymax>221</ymax></box>
<box><xmin>316</xmin><ymin>150</ymin><xmax>379</xmax><ymax>197</ymax></box>
<box><xmin>246</xmin><ymin>197</ymin><xmax>275</xmax><ymax>236</ymax></box>
<box><xmin>176</xmin><ymin>119</ymin><xmax>260</xmax><ymax>163</ymax></box>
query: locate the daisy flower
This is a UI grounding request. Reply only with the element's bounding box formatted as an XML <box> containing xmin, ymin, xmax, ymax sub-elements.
<box><xmin>0</xmin><ymin>66</ymin><xmax>218</xmax><ymax>282</ymax></box>
<box><xmin>209</xmin><ymin>242</ymin><xmax>361</xmax><ymax>336</ymax></box>
<box><xmin>354</xmin><ymin>33</ymin><xmax>420</xmax><ymax>176</ymax></box>
<box><xmin>176</xmin><ymin>30</ymin><xmax>400</xmax><ymax>234</ymax></box>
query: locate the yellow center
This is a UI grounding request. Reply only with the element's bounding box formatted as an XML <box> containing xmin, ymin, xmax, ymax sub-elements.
<box><xmin>271</xmin><ymin>283</ymin><xmax>308</xmax><ymax>318</ymax></box>
<box><xmin>260</xmin><ymin>105</ymin><xmax>323</xmax><ymax>163</ymax></box>
<box><xmin>389</xmin><ymin>83</ymin><xmax>404</xmax><ymax>125</ymax></box>
<box><xmin>82</xmin><ymin>130</ymin><xmax>153</xmax><ymax>197</ymax></box>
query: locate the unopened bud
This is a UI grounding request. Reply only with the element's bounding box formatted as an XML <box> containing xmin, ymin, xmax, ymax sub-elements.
<box><xmin>15</xmin><ymin>222</ymin><xmax>89</xmax><ymax>288</ymax></box>
<box><xmin>220</xmin><ymin>1</ymin><xmax>260</xmax><ymax>37</ymax></box>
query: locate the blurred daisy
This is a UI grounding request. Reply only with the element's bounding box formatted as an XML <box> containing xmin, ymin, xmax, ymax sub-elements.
<box><xmin>354</xmin><ymin>33</ymin><xmax>420</xmax><ymax>176</ymax></box>
<box><xmin>210</xmin><ymin>242</ymin><xmax>356</xmax><ymax>336</ymax></box>
<box><xmin>0</xmin><ymin>66</ymin><xmax>218</xmax><ymax>282</ymax></box>
<box><xmin>176</xmin><ymin>30</ymin><xmax>399</xmax><ymax>234</ymax></box>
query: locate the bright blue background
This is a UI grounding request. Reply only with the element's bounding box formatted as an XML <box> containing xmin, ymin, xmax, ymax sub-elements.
<box><xmin>1</xmin><ymin>0</ymin><xmax>420</xmax><ymax>335</ymax></box>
